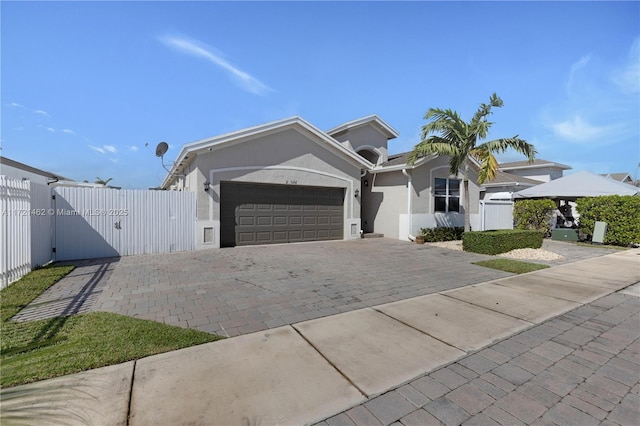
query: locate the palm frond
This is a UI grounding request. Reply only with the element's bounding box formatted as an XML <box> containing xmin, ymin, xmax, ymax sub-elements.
<box><xmin>407</xmin><ymin>138</ymin><xmax>462</xmax><ymax>166</ymax></box>
<box><xmin>470</xmin><ymin>148</ymin><xmax>499</xmax><ymax>184</ymax></box>
<box><xmin>478</xmin><ymin>137</ymin><xmax>537</xmax><ymax>161</ymax></box>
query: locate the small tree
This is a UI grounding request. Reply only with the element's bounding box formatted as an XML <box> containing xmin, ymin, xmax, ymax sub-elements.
<box><xmin>408</xmin><ymin>94</ymin><xmax>536</xmax><ymax>232</ymax></box>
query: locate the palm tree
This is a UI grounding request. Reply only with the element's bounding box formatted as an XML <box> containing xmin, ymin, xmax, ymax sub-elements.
<box><xmin>408</xmin><ymin>93</ymin><xmax>536</xmax><ymax>232</ymax></box>
<box><xmin>94</xmin><ymin>177</ymin><xmax>113</xmax><ymax>186</ymax></box>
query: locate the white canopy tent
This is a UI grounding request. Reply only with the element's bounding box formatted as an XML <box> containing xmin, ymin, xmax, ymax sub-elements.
<box><xmin>515</xmin><ymin>171</ymin><xmax>639</xmax><ymax>200</ymax></box>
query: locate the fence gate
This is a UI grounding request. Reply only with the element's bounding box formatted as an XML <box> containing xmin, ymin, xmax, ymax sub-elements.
<box><xmin>53</xmin><ymin>187</ymin><xmax>195</xmax><ymax>261</ymax></box>
<box><xmin>480</xmin><ymin>200</ymin><xmax>514</xmax><ymax>231</ymax></box>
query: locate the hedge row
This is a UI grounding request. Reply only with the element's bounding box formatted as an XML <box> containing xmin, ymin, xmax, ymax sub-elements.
<box><xmin>418</xmin><ymin>227</ymin><xmax>464</xmax><ymax>242</ymax></box>
<box><xmin>462</xmin><ymin>229</ymin><xmax>544</xmax><ymax>255</ymax></box>
<box><xmin>576</xmin><ymin>195</ymin><xmax>640</xmax><ymax>246</ymax></box>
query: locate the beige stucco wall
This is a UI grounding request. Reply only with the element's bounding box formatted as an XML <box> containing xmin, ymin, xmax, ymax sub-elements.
<box><xmin>362</xmin><ymin>171</ymin><xmax>407</xmax><ymax>239</ymax></box>
<box><xmin>370</xmin><ymin>156</ymin><xmax>484</xmax><ymax>239</ymax></box>
<box><xmin>185</xmin><ymin>127</ymin><xmax>363</xmax><ymax>248</ymax></box>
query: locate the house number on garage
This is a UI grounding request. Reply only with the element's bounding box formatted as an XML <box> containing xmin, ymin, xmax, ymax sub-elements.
<box><xmin>286</xmin><ymin>180</ymin><xmax>298</xmax><ymax>185</ymax></box>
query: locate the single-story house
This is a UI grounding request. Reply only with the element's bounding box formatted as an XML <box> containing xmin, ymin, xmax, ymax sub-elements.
<box><xmin>162</xmin><ymin>114</ymin><xmax>513</xmax><ymax>249</ymax></box>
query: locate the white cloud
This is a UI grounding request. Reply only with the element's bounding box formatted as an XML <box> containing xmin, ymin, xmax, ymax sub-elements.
<box><xmin>62</xmin><ymin>129</ymin><xmax>76</xmax><ymax>134</ymax></box>
<box><xmin>34</xmin><ymin>109</ymin><xmax>50</xmax><ymax>117</ymax></box>
<box><xmin>47</xmin><ymin>127</ymin><xmax>55</xmax><ymax>133</ymax></box>
<box><xmin>129</xmin><ymin>146</ymin><xmax>139</xmax><ymax>152</ymax></box>
<box><xmin>159</xmin><ymin>34</ymin><xmax>273</xmax><ymax>96</ymax></box>
<box><xmin>89</xmin><ymin>145</ymin><xmax>117</xmax><ymax>155</ymax></box>
<box><xmin>551</xmin><ymin>115</ymin><xmax>615</xmax><ymax>143</ymax></box>
<box><xmin>89</xmin><ymin>145</ymin><xmax>106</xmax><ymax>154</ymax></box>
<box><xmin>567</xmin><ymin>54</ymin><xmax>592</xmax><ymax>94</ymax></box>
<box><xmin>612</xmin><ymin>38</ymin><xmax>640</xmax><ymax>94</ymax></box>
<box><xmin>9</xmin><ymin>102</ymin><xmax>25</xmax><ymax>108</ymax></box>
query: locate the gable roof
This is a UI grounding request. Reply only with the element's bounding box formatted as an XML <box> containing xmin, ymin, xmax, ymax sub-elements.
<box><xmin>515</xmin><ymin>170</ymin><xmax>640</xmax><ymax>199</ymax></box>
<box><xmin>499</xmin><ymin>159</ymin><xmax>572</xmax><ymax>171</ymax></box>
<box><xmin>326</xmin><ymin>114</ymin><xmax>399</xmax><ymax>140</ymax></box>
<box><xmin>161</xmin><ymin>116</ymin><xmax>374</xmax><ymax>189</ymax></box>
<box><xmin>600</xmin><ymin>172</ymin><xmax>633</xmax><ymax>182</ymax></box>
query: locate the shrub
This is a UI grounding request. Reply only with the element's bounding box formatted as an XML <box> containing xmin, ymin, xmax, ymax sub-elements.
<box><xmin>513</xmin><ymin>199</ymin><xmax>556</xmax><ymax>235</ymax></box>
<box><xmin>419</xmin><ymin>227</ymin><xmax>464</xmax><ymax>242</ymax></box>
<box><xmin>463</xmin><ymin>229</ymin><xmax>543</xmax><ymax>255</ymax></box>
<box><xmin>576</xmin><ymin>195</ymin><xmax>640</xmax><ymax>246</ymax></box>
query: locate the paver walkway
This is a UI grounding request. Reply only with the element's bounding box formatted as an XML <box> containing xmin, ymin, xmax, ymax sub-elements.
<box><xmin>318</xmin><ymin>282</ymin><xmax>640</xmax><ymax>426</ymax></box>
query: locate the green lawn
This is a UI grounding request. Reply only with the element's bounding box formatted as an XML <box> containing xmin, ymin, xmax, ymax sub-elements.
<box><xmin>472</xmin><ymin>258</ymin><xmax>550</xmax><ymax>274</ymax></box>
<box><xmin>1</xmin><ymin>265</ymin><xmax>221</xmax><ymax>388</ymax></box>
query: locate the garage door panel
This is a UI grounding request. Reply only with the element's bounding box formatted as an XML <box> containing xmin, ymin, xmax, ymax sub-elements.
<box><xmin>273</xmin><ymin>231</ymin><xmax>288</xmax><ymax>242</ymax></box>
<box><xmin>289</xmin><ymin>230</ymin><xmax>303</xmax><ymax>242</ymax></box>
<box><xmin>238</xmin><ymin>217</ymin><xmax>255</xmax><ymax>226</ymax></box>
<box><xmin>257</xmin><ymin>216</ymin><xmax>272</xmax><ymax>226</ymax></box>
<box><xmin>256</xmin><ymin>232</ymin><xmax>272</xmax><ymax>242</ymax></box>
<box><xmin>221</xmin><ymin>182</ymin><xmax>344</xmax><ymax>247</ymax></box>
<box><xmin>303</xmin><ymin>230</ymin><xmax>317</xmax><ymax>240</ymax></box>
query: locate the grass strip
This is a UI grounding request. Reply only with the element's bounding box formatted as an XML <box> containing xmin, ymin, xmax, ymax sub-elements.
<box><xmin>473</xmin><ymin>258</ymin><xmax>549</xmax><ymax>274</ymax></box>
<box><xmin>1</xmin><ymin>265</ymin><xmax>221</xmax><ymax>388</ymax></box>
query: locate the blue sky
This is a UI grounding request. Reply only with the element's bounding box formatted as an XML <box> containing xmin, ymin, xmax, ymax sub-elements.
<box><xmin>2</xmin><ymin>1</ymin><xmax>639</xmax><ymax>189</ymax></box>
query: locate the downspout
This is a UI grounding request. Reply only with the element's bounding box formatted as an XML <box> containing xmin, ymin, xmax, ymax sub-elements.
<box><xmin>402</xmin><ymin>169</ymin><xmax>415</xmax><ymax>241</ymax></box>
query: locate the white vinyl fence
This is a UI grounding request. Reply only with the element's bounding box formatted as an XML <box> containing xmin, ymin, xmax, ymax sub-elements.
<box><xmin>53</xmin><ymin>187</ymin><xmax>195</xmax><ymax>261</ymax></box>
<box><xmin>1</xmin><ymin>177</ymin><xmax>32</xmax><ymax>289</ymax></box>
<box><xmin>1</xmin><ymin>181</ymin><xmax>196</xmax><ymax>287</ymax></box>
<box><xmin>31</xmin><ymin>182</ymin><xmax>55</xmax><ymax>268</ymax></box>
<box><xmin>479</xmin><ymin>200</ymin><xmax>514</xmax><ymax>231</ymax></box>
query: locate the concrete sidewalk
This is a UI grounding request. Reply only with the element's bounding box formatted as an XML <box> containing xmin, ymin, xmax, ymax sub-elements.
<box><xmin>2</xmin><ymin>249</ymin><xmax>638</xmax><ymax>425</ymax></box>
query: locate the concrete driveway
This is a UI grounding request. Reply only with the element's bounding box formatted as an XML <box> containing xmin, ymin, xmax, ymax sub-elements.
<box><xmin>14</xmin><ymin>238</ymin><xmax>619</xmax><ymax>337</ymax></box>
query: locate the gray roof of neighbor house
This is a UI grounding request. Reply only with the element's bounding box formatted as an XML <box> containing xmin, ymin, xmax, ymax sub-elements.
<box><xmin>515</xmin><ymin>170</ymin><xmax>640</xmax><ymax>199</ymax></box>
<box><xmin>600</xmin><ymin>172</ymin><xmax>632</xmax><ymax>182</ymax></box>
<box><xmin>481</xmin><ymin>170</ymin><xmax>542</xmax><ymax>188</ymax></box>
<box><xmin>499</xmin><ymin>159</ymin><xmax>572</xmax><ymax>171</ymax></box>
<box><xmin>0</xmin><ymin>156</ymin><xmax>71</xmax><ymax>181</ymax></box>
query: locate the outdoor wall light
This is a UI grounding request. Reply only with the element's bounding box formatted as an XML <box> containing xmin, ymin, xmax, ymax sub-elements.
<box><xmin>203</xmin><ymin>181</ymin><xmax>210</xmax><ymax>192</ymax></box>
<box><xmin>355</xmin><ymin>189</ymin><xmax>360</xmax><ymax>198</ymax></box>
<box><xmin>363</xmin><ymin>179</ymin><xmax>369</xmax><ymax>187</ymax></box>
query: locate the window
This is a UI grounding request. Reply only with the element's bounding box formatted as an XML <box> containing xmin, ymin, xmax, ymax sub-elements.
<box><xmin>434</xmin><ymin>178</ymin><xmax>460</xmax><ymax>213</ymax></box>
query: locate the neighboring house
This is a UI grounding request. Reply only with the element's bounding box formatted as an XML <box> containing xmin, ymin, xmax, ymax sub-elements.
<box><xmin>478</xmin><ymin>158</ymin><xmax>572</xmax><ymax>201</ymax></box>
<box><xmin>600</xmin><ymin>172</ymin><xmax>634</xmax><ymax>184</ymax></box>
<box><xmin>498</xmin><ymin>159</ymin><xmax>571</xmax><ymax>183</ymax></box>
<box><xmin>479</xmin><ymin>170</ymin><xmax>542</xmax><ymax>200</ymax></box>
<box><xmin>0</xmin><ymin>156</ymin><xmax>70</xmax><ymax>185</ymax></box>
<box><xmin>161</xmin><ymin>114</ymin><xmax>503</xmax><ymax>249</ymax></box>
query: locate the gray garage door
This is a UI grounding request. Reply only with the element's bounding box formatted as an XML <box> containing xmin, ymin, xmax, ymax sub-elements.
<box><xmin>220</xmin><ymin>182</ymin><xmax>344</xmax><ymax>247</ymax></box>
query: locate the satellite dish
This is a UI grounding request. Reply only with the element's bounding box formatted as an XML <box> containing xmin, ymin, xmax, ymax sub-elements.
<box><xmin>155</xmin><ymin>142</ymin><xmax>169</xmax><ymax>158</ymax></box>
